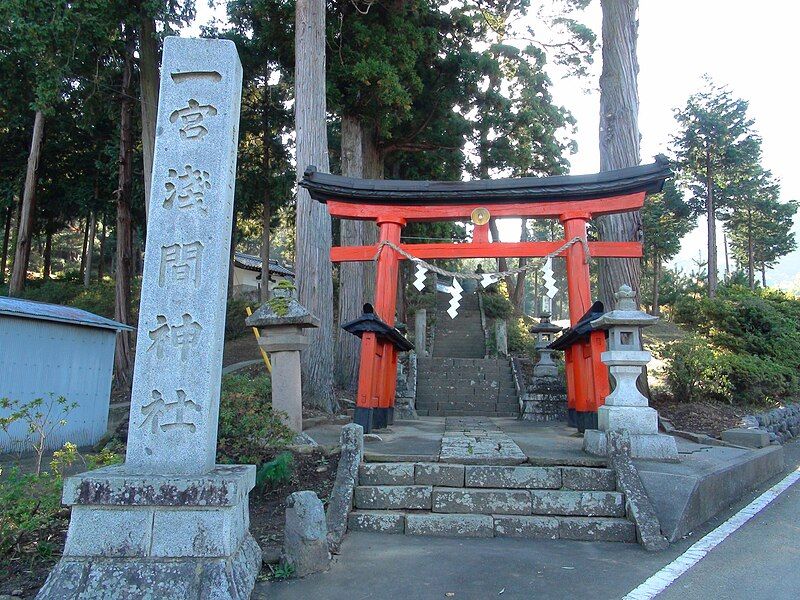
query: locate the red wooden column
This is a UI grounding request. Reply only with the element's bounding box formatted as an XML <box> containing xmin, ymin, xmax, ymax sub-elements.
<box><xmin>372</xmin><ymin>216</ymin><xmax>405</xmax><ymax>428</ymax></box>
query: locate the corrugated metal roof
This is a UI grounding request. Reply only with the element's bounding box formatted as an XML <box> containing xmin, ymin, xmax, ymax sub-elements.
<box><xmin>233</xmin><ymin>252</ymin><xmax>295</xmax><ymax>277</ymax></box>
<box><xmin>0</xmin><ymin>296</ymin><xmax>133</xmax><ymax>331</ymax></box>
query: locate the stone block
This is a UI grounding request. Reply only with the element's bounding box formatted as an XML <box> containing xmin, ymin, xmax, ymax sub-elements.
<box><xmin>326</xmin><ymin>423</ymin><xmax>364</xmax><ymax>552</ymax></box>
<box><xmin>354</xmin><ymin>485</ymin><xmax>432</xmax><ymax>510</ymax></box>
<box><xmin>414</xmin><ymin>463</ymin><xmax>465</xmax><ymax>487</ymax></box>
<box><xmin>561</xmin><ymin>467</ymin><xmax>616</xmax><ymax>491</ymax></box>
<box><xmin>358</xmin><ymin>463</ymin><xmax>415</xmax><ymax>486</ymax></box>
<box><xmin>405</xmin><ymin>513</ymin><xmax>494</xmax><ymax>538</ymax></box>
<box><xmin>464</xmin><ymin>465</ymin><xmax>561</xmax><ymax>489</ymax></box>
<box><xmin>151</xmin><ymin>503</ymin><xmax>245</xmax><ymax>557</ymax></box>
<box><xmin>283</xmin><ymin>491</ymin><xmax>330</xmax><ymax>577</ymax></box>
<box><xmin>598</xmin><ymin>405</ymin><xmax>659</xmax><ymax>434</ymax></box>
<box><xmin>530</xmin><ymin>490</ymin><xmax>625</xmax><ymax>517</ymax></box>
<box><xmin>432</xmin><ymin>488</ymin><xmax>531</xmax><ymax>515</ymax></box>
<box><xmin>63</xmin><ymin>506</ymin><xmax>154</xmax><ymax>557</ymax></box>
<box><xmin>493</xmin><ymin>515</ymin><xmax>559</xmax><ymax>539</ymax></box>
<box><xmin>584</xmin><ymin>429</ymin><xmax>679</xmax><ymax>462</ymax></box>
<box><xmin>721</xmin><ymin>428</ymin><xmax>770</xmax><ymax>449</ymax></box>
<box><xmin>347</xmin><ymin>511</ymin><xmax>405</xmax><ymax>534</ymax></box>
<box><xmin>558</xmin><ymin>517</ymin><xmax>636</xmax><ymax>542</ymax></box>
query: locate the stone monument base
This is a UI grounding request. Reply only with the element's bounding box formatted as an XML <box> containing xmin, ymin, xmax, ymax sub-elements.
<box><xmin>584</xmin><ymin>429</ymin><xmax>679</xmax><ymax>462</ymax></box>
<box><xmin>36</xmin><ymin>464</ymin><xmax>261</xmax><ymax>600</ymax></box>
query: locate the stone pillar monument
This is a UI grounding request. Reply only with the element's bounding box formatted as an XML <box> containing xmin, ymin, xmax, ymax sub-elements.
<box><xmin>583</xmin><ymin>285</ymin><xmax>679</xmax><ymax>461</ymax></box>
<box><xmin>246</xmin><ymin>287</ymin><xmax>320</xmax><ymax>433</ymax></box>
<box><xmin>414</xmin><ymin>309</ymin><xmax>427</xmax><ymax>357</ymax></box>
<box><xmin>37</xmin><ymin>37</ymin><xmax>261</xmax><ymax>600</ymax></box>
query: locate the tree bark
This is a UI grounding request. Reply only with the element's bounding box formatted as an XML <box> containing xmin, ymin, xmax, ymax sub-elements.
<box><xmin>79</xmin><ymin>217</ymin><xmax>90</xmax><ymax>281</ymax></box>
<box><xmin>295</xmin><ymin>0</ymin><xmax>335</xmax><ymax>411</ymax></box>
<box><xmin>98</xmin><ymin>217</ymin><xmax>106</xmax><ymax>280</ymax></box>
<box><xmin>0</xmin><ymin>205</ymin><xmax>12</xmax><ymax>284</ymax></box>
<box><xmin>260</xmin><ymin>82</ymin><xmax>272</xmax><ymax>303</ymax></box>
<box><xmin>705</xmin><ymin>150</ymin><xmax>717</xmax><ymax>297</ymax></box>
<box><xmin>652</xmin><ymin>253</ymin><xmax>661</xmax><ymax>316</ymax></box>
<box><xmin>137</xmin><ymin>11</ymin><xmax>159</xmax><ymax>220</ymax></box>
<box><xmin>9</xmin><ymin>110</ymin><xmax>45</xmax><ymax>296</ymax></box>
<box><xmin>336</xmin><ymin>116</ymin><xmax>366</xmax><ymax>390</ymax></box>
<box><xmin>43</xmin><ymin>225</ymin><xmax>53</xmax><ymax>281</ymax></box>
<box><xmin>761</xmin><ymin>262</ymin><xmax>767</xmax><ymax>288</ymax></box>
<box><xmin>114</xmin><ymin>29</ymin><xmax>136</xmax><ymax>388</ymax></box>
<box><xmin>597</xmin><ymin>0</ymin><xmax>642</xmax><ymax>308</ymax></box>
<box><xmin>747</xmin><ymin>209</ymin><xmax>755</xmax><ymax>290</ymax></box>
<box><xmin>510</xmin><ymin>220</ymin><xmax>529</xmax><ymax>313</ymax></box>
<box><xmin>84</xmin><ymin>211</ymin><xmax>96</xmax><ymax>287</ymax></box>
<box><xmin>723</xmin><ymin>231</ymin><xmax>730</xmax><ymax>280</ymax></box>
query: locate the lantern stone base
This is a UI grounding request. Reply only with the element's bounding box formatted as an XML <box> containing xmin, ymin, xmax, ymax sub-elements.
<box><xmin>584</xmin><ymin>428</ymin><xmax>679</xmax><ymax>462</ymax></box>
<box><xmin>36</xmin><ymin>465</ymin><xmax>261</xmax><ymax>600</ymax></box>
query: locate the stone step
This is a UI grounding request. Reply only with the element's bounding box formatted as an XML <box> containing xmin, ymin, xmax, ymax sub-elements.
<box><xmin>347</xmin><ymin>511</ymin><xmax>636</xmax><ymax>542</ymax></box>
<box><xmin>357</xmin><ymin>464</ymin><xmax>617</xmax><ymax>492</ymax></box>
<box><xmin>419</xmin><ymin>410</ymin><xmax>519</xmax><ymax>417</ymax></box>
<box><xmin>354</xmin><ymin>485</ymin><xmax>432</xmax><ymax>510</ymax></box>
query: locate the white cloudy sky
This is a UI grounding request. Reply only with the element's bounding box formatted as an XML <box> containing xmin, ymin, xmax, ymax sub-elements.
<box><xmin>190</xmin><ymin>0</ymin><xmax>799</xmax><ymax>288</ymax></box>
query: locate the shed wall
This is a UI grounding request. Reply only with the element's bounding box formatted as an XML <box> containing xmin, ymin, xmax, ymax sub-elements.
<box><xmin>0</xmin><ymin>316</ymin><xmax>116</xmax><ymax>452</ymax></box>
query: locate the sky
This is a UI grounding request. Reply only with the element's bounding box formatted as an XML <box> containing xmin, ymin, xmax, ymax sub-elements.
<box><xmin>189</xmin><ymin>0</ymin><xmax>800</xmax><ymax>289</ymax></box>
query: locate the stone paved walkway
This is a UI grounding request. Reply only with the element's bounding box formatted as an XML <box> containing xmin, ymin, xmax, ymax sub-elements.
<box><xmin>438</xmin><ymin>417</ymin><xmax>527</xmax><ymax>465</ymax></box>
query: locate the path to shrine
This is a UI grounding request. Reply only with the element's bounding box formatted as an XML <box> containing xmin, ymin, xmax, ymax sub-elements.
<box><xmin>257</xmin><ymin>440</ymin><xmax>800</xmax><ymax>600</ymax></box>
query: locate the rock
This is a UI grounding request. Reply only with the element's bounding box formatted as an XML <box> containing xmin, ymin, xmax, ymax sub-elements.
<box><xmin>325</xmin><ymin>424</ymin><xmax>364</xmax><ymax>552</ymax></box>
<box><xmin>283</xmin><ymin>491</ymin><xmax>330</xmax><ymax>577</ymax></box>
<box><xmin>363</xmin><ymin>433</ymin><xmax>383</xmax><ymax>442</ymax></box>
<box><xmin>414</xmin><ymin>463</ymin><xmax>465</xmax><ymax>487</ymax></box>
<box><xmin>261</xmin><ymin>545</ymin><xmax>282</xmax><ymax>565</ymax></box>
<box><xmin>292</xmin><ymin>432</ymin><xmax>318</xmax><ymax>446</ymax></box>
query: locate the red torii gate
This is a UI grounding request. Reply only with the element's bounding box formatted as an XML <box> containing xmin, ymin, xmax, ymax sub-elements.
<box><xmin>301</xmin><ymin>159</ymin><xmax>670</xmax><ymax>433</ymax></box>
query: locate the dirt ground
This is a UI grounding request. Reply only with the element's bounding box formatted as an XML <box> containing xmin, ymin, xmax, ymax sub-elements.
<box><xmin>651</xmin><ymin>398</ymin><xmax>748</xmax><ymax>438</ymax></box>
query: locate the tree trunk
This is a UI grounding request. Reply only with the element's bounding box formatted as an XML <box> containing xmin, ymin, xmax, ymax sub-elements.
<box><xmin>761</xmin><ymin>263</ymin><xmax>767</xmax><ymax>288</ymax></box>
<box><xmin>9</xmin><ymin>110</ymin><xmax>45</xmax><ymax>296</ymax></box>
<box><xmin>42</xmin><ymin>225</ymin><xmax>53</xmax><ymax>281</ymax></box>
<box><xmin>114</xmin><ymin>29</ymin><xmax>136</xmax><ymax>388</ymax></box>
<box><xmin>295</xmin><ymin>0</ymin><xmax>335</xmax><ymax>411</ymax></box>
<box><xmin>336</xmin><ymin>115</ymin><xmax>366</xmax><ymax>390</ymax></box>
<box><xmin>79</xmin><ymin>217</ymin><xmax>90</xmax><ymax>281</ymax></box>
<box><xmin>84</xmin><ymin>211</ymin><xmax>96</xmax><ymax>287</ymax></box>
<box><xmin>747</xmin><ymin>210</ymin><xmax>755</xmax><ymax>290</ymax></box>
<box><xmin>229</xmin><ymin>215</ymin><xmax>237</xmax><ymax>297</ymax></box>
<box><xmin>597</xmin><ymin>0</ymin><xmax>642</xmax><ymax>308</ymax></box>
<box><xmin>652</xmin><ymin>253</ymin><xmax>661</xmax><ymax>316</ymax></box>
<box><xmin>510</xmin><ymin>220</ymin><xmax>529</xmax><ymax>313</ymax></box>
<box><xmin>137</xmin><ymin>12</ymin><xmax>159</xmax><ymax>221</ymax></box>
<box><xmin>722</xmin><ymin>231</ymin><xmax>730</xmax><ymax>280</ymax></box>
<box><xmin>260</xmin><ymin>82</ymin><xmax>272</xmax><ymax>303</ymax></box>
<box><xmin>488</xmin><ymin>218</ymin><xmax>511</xmax><ymax>285</ymax></box>
<box><xmin>0</xmin><ymin>205</ymin><xmax>12</xmax><ymax>284</ymax></box>
<box><xmin>705</xmin><ymin>150</ymin><xmax>717</xmax><ymax>297</ymax></box>
<box><xmin>98</xmin><ymin>217</ymin><xmax>106</xmax><ymax>280</ymax></box>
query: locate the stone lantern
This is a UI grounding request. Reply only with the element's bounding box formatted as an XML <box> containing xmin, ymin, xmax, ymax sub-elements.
<box><xmin>583</xmin><ymin>285</ymin><xmax>679</xmax><ymax>461</ymax></box>
<box><xmin>530</xmin><ymin>307</ymin><xmax>562</xmax><ymax>379</ymax></box>
<box><xmin>246</xmin><ymin>287</ymin><xmax>319</xmax><ymax>433</ymax></box>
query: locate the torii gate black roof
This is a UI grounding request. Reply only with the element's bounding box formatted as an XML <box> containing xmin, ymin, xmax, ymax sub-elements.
<box><xmin>300</xmin><ymin>156</ymin><xmax>671</xmax><ymax>205</ymax></box>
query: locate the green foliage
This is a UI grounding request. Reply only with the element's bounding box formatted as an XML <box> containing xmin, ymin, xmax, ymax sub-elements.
<box><xmin>268</xmin><ymin>562</ymin><xmax>296</xmax><ymax>581</ymax></box>
<box><xmin>255</xmin><ymin>451</ymin><xmax>293</xmax><ymax>489</ymax></box>
<box><xmin>507</xmin><ymin>316</ymin><xmax>537</xmax><ymax>358</ymax></box>
<box><xmin>226</xmin><ymin>298</ymin><xmax>251</xmax><ymax>340</ymax></box>
<box><xmin>661</xmin><ymin>286</ymin><xmax>800</xmax><ymax>404</ymax></box>
<box><xmin>481</xmin><ymin>291</ymin><xmax>514</xmax><ymax>320</ymax></box>
<box><xmin>217</xmin><ymin>373</ymin><xmax>294</xmax><ymax>464</ymax></box>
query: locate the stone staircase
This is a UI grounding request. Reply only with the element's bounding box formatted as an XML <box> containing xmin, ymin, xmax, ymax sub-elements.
<box><xmin>416</xmin><ymin>357</ymin><xmax>518</xmax><ymax>417</ymax></box>
<box><xmin>348</xmin><ymin>461</ymin><xmax>635</xmax><ymax>542</ymax></box>
<box><xmin>417</xmin><ymin>292</ymin><xmax>518</xmax><ymax>417</ymax></box>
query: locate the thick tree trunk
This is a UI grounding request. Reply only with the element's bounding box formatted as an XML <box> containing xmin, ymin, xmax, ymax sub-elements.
<box><xmin>723</xmin><ymin>231</ymin><xmax>730</xmax><ymax>280</ymax></box>
<box><xmin>652</xmin><ymin>254</ymin><xmax>661</xmax><ymax>316</ymax></box>
<box><xmin>510</xmin><ymin>220</ymin><xmax>529</xmax><ymax>313</ymax></box>
<box><xmin>260</xmin><ymin>82</ymin><xmax>272</xmax><ymax>303</ymax></box>
<box><xmin>295</xmin><ymin>0</ymin><xmax>335</xmax><ymax>411</ymax></box>
<box><xmin>229</xmin><ymin>216</ymin><xmax>237</xmax><ymax>297</ymax></box>
<box><xmin>84</xmin><ymin>211</ymin><xmax>96</xmax><ymax>287</ymax></box>
<box><xmin>705</xmin><ymin>151</ymin><xmax>717</xmax><ymax>297</ymax></box>
<box><xmin>747</xmin><ymin>211</ymin><xmax>755</xmax><ymax>290</ymax></box>
<box><xmin>597</xmin><ymin>0</ymin><xmax>642</xmax><ymax>308</ymax></box>
<box><xmin>488</xmin><ymin>218</ymin><xmax>511</xmax><ymax>286</ymax></box>
<box><xmin>336</xmin><ymin>116</ymin><xmax>366</xmax><ymax>390</ymax></box>
<box><xmin>0</xmin><ymin>205</ymin><xmax>12</xmax><ymax>284</ymax></box>
<box><xmin>138</xmin><ymin>12</ymin><xmax>159</xmax><ymax>220</ymax></box>
<box><xmin>114</xmin><ymin>30</ymin><xmax>136</xmax><ymax>388</ymax></box>
<box><xmin>9</xmin><ymin>110</ymin><xmax>45</xmax><ymax>296</ymax></box>
<box><xmin>43</xmin><ymin>225</ymin><xmax>53</xmax><ymax>281</ymax></box>
<box><xmin>761</xmin><ymin>263</ymin><xmax>767</xmax><ymax>288</ymax></box>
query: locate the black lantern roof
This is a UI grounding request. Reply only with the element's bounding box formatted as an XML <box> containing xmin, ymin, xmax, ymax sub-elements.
<box><xmin>547</xmin><ymin>302</ymin><xmax>606</xmax><ymax>351</ymax></box>
<box><xmin>341</xmin><ymin>304</ymin><xmax>414</xmax><ymax>352</ymax></box>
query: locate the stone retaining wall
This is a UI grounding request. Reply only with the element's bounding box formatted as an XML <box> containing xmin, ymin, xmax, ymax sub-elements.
<box><xmin>512</xmin><ymin>357</ymin><xmax>567</xmax><ymax>422</ymax></box>
<box><xmin>749</xmin><ymin>404</ymin><xmax>800</xmax><ymax>444</ymax></box>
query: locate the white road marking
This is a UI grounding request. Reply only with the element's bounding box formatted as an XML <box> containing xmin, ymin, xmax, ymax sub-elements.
<box><xmin>623</xmin><ymin>466</ymin><xmax>800</xmax><ymax>600</ymax></box>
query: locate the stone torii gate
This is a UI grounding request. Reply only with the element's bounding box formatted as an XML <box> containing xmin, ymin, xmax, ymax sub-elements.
<box><xmin>301</xmin><ymin>159</ymin><xmax>670</xmax><ymax>433</ymax></box>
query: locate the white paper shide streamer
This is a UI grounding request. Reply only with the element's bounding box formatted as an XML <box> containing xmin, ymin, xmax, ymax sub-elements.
<box><xmin>447</xmin><ymin>278</ymin><xmax>463</xmax><ymax>319</ymax></box>
<box><xmin>480</xmin><ymin>273</ymin><xmax>499</xmax><ymax>288</ymax></box>
<box><xmin>413</xmin><ymin>263</ymin><xmax>428</xmax><ymax>291</ymax></box>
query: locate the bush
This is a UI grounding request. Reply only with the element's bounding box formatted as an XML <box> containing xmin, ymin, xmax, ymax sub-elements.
<box><xmin>217</xmin><ymin>373</ymin><xmax>294</xmax><ymax>464</ymax></box>
<box><xmin>226</xmin><ymin>298</ymin><xmax>252</xmax><ymax>340</ymax></box>
<box><xmin>481</xmin><ymin>291</ymin><xmax>514</xmax><ymax>320</ymax></box>
<box><xmin>507</xmin><ymin>316</ymin><xmax>537</xmax><ymax>358</ymax></box>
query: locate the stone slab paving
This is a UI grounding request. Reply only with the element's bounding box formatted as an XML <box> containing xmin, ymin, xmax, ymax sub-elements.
<box><xmin>438</xmin><ymin>417</ymin><xmax>527</xmax><ymax>465</ymax></box>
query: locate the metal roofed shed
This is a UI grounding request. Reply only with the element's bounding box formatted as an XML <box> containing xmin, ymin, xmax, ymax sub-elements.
<box><xmin>0</xmin><ymin>296</ymin><xmax>132</xmax><ymax>453</ymax></box>
<box><xmin>232</xmin><ymin>252</ymin><xmax>295</xmax><ymax>299</ymax></box>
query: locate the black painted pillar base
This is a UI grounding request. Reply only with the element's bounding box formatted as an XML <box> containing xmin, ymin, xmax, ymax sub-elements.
<box><xmin>373</xmin><ymin>407</ymin><xmax>389</xmax><ymax>430</ymax></box>
<box><xmin>567</xmin><ymin>408</ymin><xmax>577</xmax><ymax>428</ymax></box>
<box><xmin>354</xmin><ymin>407</ymin><xmax>374</xmax><ymax>434</ymax></box>
<box><xmin>387</xmin><ymin>407</ymin><xmax>395</xmax><ymax>426</ymax></box>
<box><xmin>575</xmin><ymin>411</ymin><xmax>598</xmax><ymax>434</ymax></box>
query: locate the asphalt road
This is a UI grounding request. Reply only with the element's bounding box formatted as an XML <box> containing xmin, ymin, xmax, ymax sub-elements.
<box><xmin>256</xmin><ymin>440</ymin><xmax>800</xmax><ymax>600</ymax></box>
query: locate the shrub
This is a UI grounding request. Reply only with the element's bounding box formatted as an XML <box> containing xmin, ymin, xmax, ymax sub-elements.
<box><xmin>507</xmin><ymin>316</ymin><xmax>537</xmax><ymax>358</ymax></box>
<box><xmin>226</xmin><ymin>298</ymin><xmax>252</xmax><ymax>340</ymax></box>
<box><xmin>255</xmin><ymin>451</ymin><xmax>293</xmax><ymax>489</ymax></box>
<box><xmin>217</xmin><ymin>373</ymin><xmax>294</xmax><ymax>464</ymax></box>
<box><xmin>481</xmin><ymin>291</ymin><xmax>514</xmax><ymax>320</ymax></box>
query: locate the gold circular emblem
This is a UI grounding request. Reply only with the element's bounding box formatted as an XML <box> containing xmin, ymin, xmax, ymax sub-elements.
<box><xmin>471</xmin><ymin>207</ymin><xmax>491</xmax><ymax>225</ymax></box>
